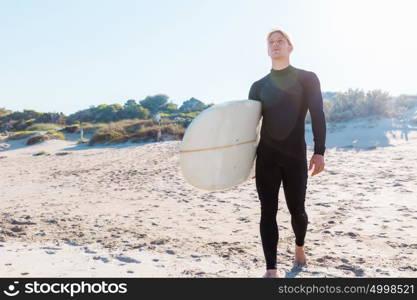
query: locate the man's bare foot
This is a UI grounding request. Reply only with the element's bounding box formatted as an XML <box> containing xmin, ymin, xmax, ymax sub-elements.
<box><xmin>294</xmin><ymin>245</ymin><xmax>307</xmax><ymax>265</ymax></box>
<box><xmin>262</xmin><ymin>269</ymin><xmax>279</xmax><ymax>278</ymax></box>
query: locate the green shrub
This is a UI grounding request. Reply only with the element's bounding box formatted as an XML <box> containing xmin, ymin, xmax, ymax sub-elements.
<box><xmin>55</xmin><ymin>151</ymin><xmax>71</xmax><ymax>156</ymax></box>
<box><xmin>63</xmin><ymin>125</ymin><xmax>79</xmax><ymax>133</ymax></box>
<box><xmin>26</xmin><ymin>130</ymin><xmax>65</xmax><ymax>145</ymax></box>
<box><xmin>179</xmin><ymin>111</ymin><xmax>201</xmax><ymax>118</ymax></box>
<box><xmin>33</xmin><ymin>150</ymin><xmax>50</xmax><ymax>156</ymax></box>
<box><xmin>27</xmin><ymin>135</ymin><xmax>48</xmax><ymax>145</ymax></box>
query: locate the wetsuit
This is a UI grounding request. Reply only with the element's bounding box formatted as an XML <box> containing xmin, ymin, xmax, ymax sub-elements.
<box><xmin>248</xmin><ymin>64</ymin><xmax>326</xmax><ymax>270</ymax></box>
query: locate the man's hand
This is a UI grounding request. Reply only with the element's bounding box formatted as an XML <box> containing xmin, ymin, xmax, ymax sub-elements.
<box><xmin>309</xmin><ymin>154</ymin><xmax>325</xmax><ymax>176</ymax></box>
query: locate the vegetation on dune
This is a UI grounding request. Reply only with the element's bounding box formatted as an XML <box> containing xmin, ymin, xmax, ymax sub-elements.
<box><xmin>7</xmin><ymin>131</ymin><xmax>40</xmax><ymax>140</ymax></box>
<box><xmin>0</xmin><ymin>110</ymin><xmax>65</xmax><ymax>131</ymax></box>
<box><xmin>46</xmin><ymin>130</ymin><xmax>66</xmax><ymax>140</ymax></box>
<box><xmin>88</xmin><ymin>120</ymin><xmax>185</xmax><ymax>145</ymax></box>
<box><xmin>33</xmin><ymin>150</ymin><xmax>50</xmax><ymax>156</ymax></box>
<box><xmin>1</xmin><ymin>89</ymin><xmax>416</xmax><ymax>146</ymax></box>
<box><xmin>305</xmin><ymin>89</ymin><xmax>417</xmax><ymax>123</ymax></box>
<box><xmin>129</xmin><ymin>123</ymin><xmax>185</xmax><ymax>142</ymax></box>
<box><xmin>26</xmin><ymin>130</ymin><xmax>66</xmax><ymax>145</ymax></box>
<box><xmin>88</xmin><ymin>124</ymin><xmax>128</xmax><ymax>145</ymax></box>
<box><xmin>26</xmin><ymin>123</ymin><xmax>63</xmax><ymax>131</ymax></box>
<box><xmin>55</xmin><ymin>151</ymin><xmax>71</xmax><ymax>156</ymax></box>
<box><xmin>0</xmin><ymin>96</ymin><xmax>209</xmax><ymax>134</ymax></box>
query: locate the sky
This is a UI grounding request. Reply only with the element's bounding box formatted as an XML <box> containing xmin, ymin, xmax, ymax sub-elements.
<box><xmin>1</xmin><ymin>0</ymin><xmax>416</xmax><ymax>115</ymax></box>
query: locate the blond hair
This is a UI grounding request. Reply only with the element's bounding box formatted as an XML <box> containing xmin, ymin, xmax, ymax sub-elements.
<box><xmin>266</xmin><ymin>29</ymin><xmax>294</xmax><ymax>49</ymax></box>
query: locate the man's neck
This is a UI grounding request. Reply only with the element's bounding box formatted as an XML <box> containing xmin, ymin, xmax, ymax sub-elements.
<box><xmin>271</xmin><ymin>59</ymin><xmax>290</xmax><ymax>71</ymax></box>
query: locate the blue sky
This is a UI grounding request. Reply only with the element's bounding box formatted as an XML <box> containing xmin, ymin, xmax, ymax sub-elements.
<box><xmin>1</xmin><ymin>0</ymin><xmax>416</xmax><ymax>115</ymax></box>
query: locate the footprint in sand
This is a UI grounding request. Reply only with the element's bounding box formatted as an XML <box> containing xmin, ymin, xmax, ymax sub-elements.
<box><xmin>92</xmin><ymin>256</ymin><xmax>110</xmax><ymax>263</ymax></box>
<box><xmin>114</xmin><ymin>256</ymin><xmax>141</xmax><ymax>264</ymax></box>
<box><xmin>336</xmin><ymin>264</ymin><xmax>365</xmax><ymax>276</ymax></box>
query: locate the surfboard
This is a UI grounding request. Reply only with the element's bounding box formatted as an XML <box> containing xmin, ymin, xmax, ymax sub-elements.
<box><xmin>179</xmin><ymin>100</ymin><xmax>262</xmax><ymax>191</ymax></box>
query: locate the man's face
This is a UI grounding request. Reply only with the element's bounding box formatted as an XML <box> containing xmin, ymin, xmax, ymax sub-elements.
<box><xmin>267</xmin><ymin>31</ymin><xmax>292</xmax><ymax>59</ymax></box>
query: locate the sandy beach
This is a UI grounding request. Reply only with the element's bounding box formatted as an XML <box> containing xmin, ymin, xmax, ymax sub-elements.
<box><xmin>0</xmin><ymin>118</ymin><xmax>416</xmax><ymax>278</ymax></box>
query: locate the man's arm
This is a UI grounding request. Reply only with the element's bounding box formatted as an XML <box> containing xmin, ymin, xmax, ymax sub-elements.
<box><xmin>306</xmin><ymin>72</ymin><xmax>326</xmax><ymax>155</ymax></box>
<box><xmin>248</xmin><ymin>81</ymin><xmax>260</xmax><ymax>101</ymax></box>
<box><xmin>249</xmin><ymin>80</ymin><xmax>261</xmax><ymax>180</ymax></box>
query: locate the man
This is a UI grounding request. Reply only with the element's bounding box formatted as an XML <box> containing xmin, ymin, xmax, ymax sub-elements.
<box><xmin>248</xmin><ymin>29</ymin><xmax>326</xmax><ymax>278</ymax></box>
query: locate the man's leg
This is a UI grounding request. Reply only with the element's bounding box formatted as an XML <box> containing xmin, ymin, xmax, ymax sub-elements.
<box><xmin>255</xmin><ymin>143</ymin><xmax>283</xmax><ymax>271</ymax></box>
<box><xmin>281</xmin><ymin>158</ymin><xmax>309</xmax><ymax>253</ymax></box>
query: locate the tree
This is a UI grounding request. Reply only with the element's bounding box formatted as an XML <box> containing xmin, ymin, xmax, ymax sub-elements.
<box><xmin>139</xmin><ymin>94</ymin><xmax>169</xmax><ymax>115</ymax></box>
<box><xmin>119</xmin><ymin>105</ymin><xmax>150</xmax><ymax>119</ymax></box>
<box><xmin>94</xmin><ymin>104</ymin><xmax>123</xmax><ymax>122</ymax></box>
<box><xmin>179</xmin><ymin>97</ymin><xmax>206</xmax><ymax>112</ymax></box>
<box><xmin>161</xmin><ymin>102</ymin><xmax>178</xmax><ymax>113</ymax></box>
<box><xmin>124</xmin><ymin>99</ymin><xmax>137</xmax><ymax>107</ymax></box>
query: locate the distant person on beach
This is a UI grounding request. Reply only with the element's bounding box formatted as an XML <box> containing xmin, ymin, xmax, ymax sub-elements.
<box><xmin>248</xmin><ymin>29</ymin><xmax>326</xmax><ymax>278</ymax></box>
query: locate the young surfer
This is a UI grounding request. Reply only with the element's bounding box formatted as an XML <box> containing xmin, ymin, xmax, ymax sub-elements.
<box><xmin>249</xmin><ymin>29</ymin><xmax>326</xmax><ymax>278</ymax></box>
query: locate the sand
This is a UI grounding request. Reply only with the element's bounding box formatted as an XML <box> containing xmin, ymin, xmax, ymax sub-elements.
<box><xmin>0</xmin><ymin>117</ymin><xmax>416</xmax><ymax>278</ymax></box>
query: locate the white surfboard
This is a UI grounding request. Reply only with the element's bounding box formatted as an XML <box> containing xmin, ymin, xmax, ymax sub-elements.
<box><xmin>179</xmin><ymin>100</ymin><xmax>262</xmax><ymax>191</ymax></box>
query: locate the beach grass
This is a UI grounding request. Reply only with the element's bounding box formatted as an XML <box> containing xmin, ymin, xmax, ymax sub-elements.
<box><xmin>88</xmin><ymin>120</ymin><xmax>185</xmax><ymax>145</ymax></box>
<box><xmin>7</xmin><ymin>131</ymin><xmax>40</xmax><ymax>140</ymax></box>
<box><xmin>26</xmin><ymin>123</ymin><xmax>64</xmax><ymax>131</ymax></box>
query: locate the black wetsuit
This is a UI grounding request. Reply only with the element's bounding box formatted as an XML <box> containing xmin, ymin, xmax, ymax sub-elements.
<box><xmin>248</xmin><ymin>64</ymin><xmax>326</xmax><ymax>270</ymax></box>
